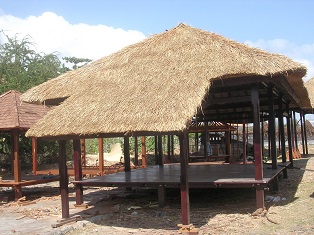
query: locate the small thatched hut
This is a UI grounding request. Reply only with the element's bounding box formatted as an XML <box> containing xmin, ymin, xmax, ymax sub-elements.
<box><xmin>21</xmin><ymin>24</ymin><xmax>310</xmax><ymax>227</ymax></box>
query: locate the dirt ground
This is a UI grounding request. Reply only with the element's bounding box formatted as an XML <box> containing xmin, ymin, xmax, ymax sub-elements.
<box><xmin>1</xmin><ymin>152</ymin><xmax>314</xmax><ymax>235</ymax></box>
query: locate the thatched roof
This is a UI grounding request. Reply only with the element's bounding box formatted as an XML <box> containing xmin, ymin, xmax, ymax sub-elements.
<box><xmin>188</xmin><ymin>121</ymin><xmax>236</xmax><ymax>132</ymax></box>
<box><xmin>21</xmin><ymin>23</ymin><xmax>308</xmax><ymax>138</ymax></box>
<box><xmin>305</xmin><ymin>77</ymin><xmax>314</xmax><ymax>109</ymax></box>
<box><xmin>0</xmin><ymin>90</ymin><xmax>50</xmax><ymax>131</ymax></box>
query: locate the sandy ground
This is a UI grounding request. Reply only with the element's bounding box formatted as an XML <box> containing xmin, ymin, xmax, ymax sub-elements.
<box><xmin>0</xmin><ymin>148</ymin><xmax>314</xmax><ymax>235</ymax></box>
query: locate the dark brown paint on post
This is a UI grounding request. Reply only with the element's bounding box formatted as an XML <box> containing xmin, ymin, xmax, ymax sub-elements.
<box><xmin>80</xmin><ymin>139</ymin><xmax>86</xmax><ymax>167</ymax></box>
<box><xmin>179</xmin><ymin>132</ymin><xmax>190</xmax><ymax>225</ymax></box>
<box><xmin>134</xmin><ymin>136</ymin><xmax>139</xmax><ymax>166</ymax></box>
<box><xmin>286</xmin><ymin>103</ymin><xmax>293</xmax><ymax>167</ymax></box>
<box><xmin>158</xmin><ymin>135</ymin><xmax>163</xmax><ymax>166</ymax></box>
<box><xmin>59</xmin><ymin>140</ymin><xmax>69</xmax><ymax>218</ymax></box>
<box><xmin>251</xmin><ymin>84</ymin><xmax>264</xmax><ymax>209</ymax></box>
<box><xmin>278</xmin><ymin>97</ymin><xmax>287</xmax><ymax>178</ymax></box>
<box><xmin>141</xmin><ymin>136</ymin><xmax>146</xmax><ymax>167</ymax></box>
<box><xmin>124</xmin><ymin>136</ymin><xmax>131</xmax><ymax>172</ymax></box>
<box><xmin>73</xmin><ymin>139</ymin><xmax>83</xmax><ymax>205</ymax></box>
<box><xmin>268</xmin><ymin>85</ymin><xmax>277</xmax><ymax>170</ymax></box>
<box><xmin>303</xmin><ymin>113</ymin><xmax>309</xmax><ymax>154</ymax></box>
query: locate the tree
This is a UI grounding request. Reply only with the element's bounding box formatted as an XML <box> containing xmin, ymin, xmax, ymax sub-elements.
<box><xmin>0</xmin><ymin>32</ymin><xmax>62</xmax><ymax>93</ymax></box>
<box><xmin>62</xmin><ymin>56</ymin><xmax>92</xmax><ymax>71</ymax></box>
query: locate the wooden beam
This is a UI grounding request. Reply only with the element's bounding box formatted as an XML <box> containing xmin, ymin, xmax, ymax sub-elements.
<box><xmin>286</xmin><ymin>103</ymin><xmax>294</xmax><ymax>167</ymax></box>
<box><xmin>32</xmin><ymin>137</ymin><xmax>37</xmax><ymax>175</ymax></box>
<box><xmin>134</xmin><ymin>136</ymin><xmax>139</xmax><ymax>166</ymax></box>
<box><xmin>251</xmin><ymin>84</ymin><xmax>264</xmax><ymax>209</ymax></box>
<box><xmin>268</xmin><ymin>85</ymin><xmax>277</xmax><ymax>170</ymax></box>
<box><xmin>73</xmin><ymin>139</ymin><xmax>83</xmax><ymax>205</ymax></box>
<box><xmin>80</xmin><ymin>139</ymin><xmax>86</xmax><ymax>167</ymax></box>
<box><xmin>158</xmin><ymin>135</ymin><xmax>163</xmax><ymax>166</ymax></box>
<box><xmin>278</xmin><ymin>96</ymin><xmax>287</xmax><ymax>178</ymax></box>
<box><xmin>59</xmin><ymin>140</ymin><xmax>69</xmax><ymax>218</ymax></box>
<box><xmin>179</xmin><ymin>132</ymin><xmax>190</xmax><ymax>225</ymax></box>
<box><xmin>124</xmin><ymin>136</ymin><xmax>131</xmax><ymax>172</ymax></box>
<box><xmin>141</xmin><ymin>136</ymin><xmax>146</xmax><ymax>167</ymax></box>
<box><xmin>98</xmin><ymin>138</ymin><xmax>104</xmax><ymax>175</ymax></box>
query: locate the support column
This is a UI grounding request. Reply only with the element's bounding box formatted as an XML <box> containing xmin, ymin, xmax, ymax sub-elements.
<box><xmin>300</xmin><ymin>112</ymin><xmax>305</xmax><ymax>155</ymax></box>
<box><xmin>242</xmin><ymin>121</ymin><xmax>247</xmax><ymax>163</ymax></box>
<box><xmin>158</xmin><ymin>135</ymin><xmax>163</xmax><ymax>166</ymax></box>
<box><xmin>98</xmin><ymin>138</ymin><xmax>104</xmax><ymax>175</ymax></box>
<box><xmin>278</xmin><ymin>97</ymin><xmax>287</xmax><ymax>178</ymax></box>
<box><xmin>141</xmin><ymin>136</ymin><xmax>146</xmax><ymax>167</ymax></box>
<box><xmin>80</xmin><ymin>139</ymin><xmax>86</xmax><ymax>167</ymax></box>
<box><xmin>124</xmin><ymin>136</ymin><xmax>131</xmax><ymax>172</ymax></box>
<box><xmin>12</xmin><ymin>129</ymin><xmax>22</xmax><ymax>200</ymax></box>
<box><xmin>154</xmin><ymin>136</ymin><xmax>158</xmax><ymax>165</ymax></box>
<box><xmin>268</xmin><ymin>85</ymin><xmax>277</xmax><ymax>170</ymax></box>
<box><xmin>251</xmin><ymin>84</ymin><xmax>264</xmax><ymax>209</ymax></box>
<box><xmin>32</xmin><ymin>137</ymin><xmax>38</xmax><ymax>175</ymax></box>
<box><xmin>73</xmin><ymin>139</ymin><xmax>83</xmax><ymax>205</ymax></box>
<box><xmin>59</xmin><ymin>140</ymin><xmax>69</xmax><ymax>218</ymax></box>
<box><xmin>286</xmin><ymin>103</ymin><xmax>293</xmax><ymax>167</ymax></box>
<box><xmin>134</xmin><ymin>136</ymin><xmax>139</xmax><ymax>166</ymax></box>
<box><xmin>303</xmin><ymin>113</ymin><xmax>309</xmax><ymax>154</ymax></box>
<box><xmin>179</xmin><ymin>132</ymin><xmax>190</xmax><ymax>225</ymax></box>
<box><xmin>293</xmin><ymin>112</ymin><xmax>298</xmax><ymax>150</ymax></box>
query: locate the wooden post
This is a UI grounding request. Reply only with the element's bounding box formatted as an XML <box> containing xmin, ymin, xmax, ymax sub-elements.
<box><xmin>141</xmin><ymin>136</ymin><xmax>146</xmax><ymax>167</ymax></box>
<box><xmin>134</xmin><ymin>136</ymin><xmax>139</xmax><ymax>166</ymax></box>
<box><xmin>204</xmin><ymin>121</ymin><xmax>208</xmax><ymax>157</ymax></box>
<box><xmin>251</xmin><ymin>84</ymin><xmax>264</xmax><ymax>209</ymax></box>
<box><xmin>158</xmin><ymin>135</ymin><xmax>163</xmax><ymax>166</ymax></box>
<box><xmin>73</xmin><ymin>139</ymin><xmax>83</xmax><ymax>205</ymax></box>
<box><xmin>12</xmin><ymin>129</ymin><xmax>22</xmax><ymax>200</ymax></box>
<box><xmin>98</xmin><ymin>138</ymin><xmax>104</xmax><ymax>175</ymax></box>
<box><xmin>32</xmin><ymin>137</ymin><xmax>38</xmax><ymax>175</ymax></box>
<box><xmin>59</xmin><ymin>140</ymin><xmax>69</xmax><ymax>218</ymax></box>
<box><xmin>242</xmin><ymin>122</ymin><xmax>246</xmax><ymax>163</ymax></box>
<box><xmin>300</xmin><ymin>112</ymin><xmax>305</xmax><ymax>155</ymax></box>
<box><xmin>179</xmin><ymin>132</ymin><xmax>190</xmax><ymax>225</ymax></box>
<box><xmin>268</xmin><ymin>85</ymin><xmax>277</xmax><ymax>170</ymax></box>
<box><xmin>154</xmin><ymin>136</ymin><xmax>158</xmax><ymax>165</ymax></box>
<box><xmin>124</xmin><ymin>136</ymin><xmax>131</xmax><ymax>172</ymax></box>
<box><xmin>278</xmin><ymin>97</ymin><xmax>287</xmax><ymax>178</ymax></box>
<box><xmin>286</xmin><ymin>103</ymin><xmax>293</xmax><ymax>167</ymax></box>
<box><xmin>293</xmin><ymin>112</ymin><xmax>298</xmax><ymax>150</ymax></box>
<box><xmin>303</xmin><ymin>113</ymin><xmax>309</xmax><ymax>154</ymax></box>
<box><xmin>80</xmin><ymin>139</ymin><xmax>86</xmax><ymax>167</ymax></box>
<box><xmin>167</xmin><ymin>134</ymin><xmax>171</xmax><ymax>163</ymax></box>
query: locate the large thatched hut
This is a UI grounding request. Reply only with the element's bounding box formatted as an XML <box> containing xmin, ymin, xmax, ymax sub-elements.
<box><xmin>21</xmin><ymin>24</ymin><xmax>310</xmax><ymax>228</ymax></box>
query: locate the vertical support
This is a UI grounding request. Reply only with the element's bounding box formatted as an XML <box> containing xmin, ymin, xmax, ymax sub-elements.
<box><xmin>59</xmin><ymin>140</ymin><xmax>69</xmax><ymax>219</ymax></box>
<box><xmin>303</xmin><ymin>113</ymin><xmax>309</xmax><ymax>154</ymax></box>
<box><xmin>98</xmin><ymin>138</ymin><xmax>104</xmax><ymax>175</ymax></box>
<box><xmin>167</xmin><ymin>135</ymin><xmax>171</xmax><ymax>163</ymax></box>
<box><xmin>80</xmin><ymin>139</ymin><xmax>86</xmax><ymax>167</ymax></box>
<box><xmin>225</xmin><ymin>131</ymin><xmax>231</xmax><ymax>162</ymax></box>
<box><xmin>154</xmin><ymin>136</ymin><xmax>158</xmax><ymax>165</ymax></box>
<box><xmin>141</xmin><ymin>136</ymin><xmax>146</xmax><ymax>167</ymax></box>
<box><xmin>242</xmin><ymin>121</ymin><xmax>247</xmax><ymax>163</ymax></box>
<box><xmin>300</xmin><ymin>112</ymin><xmax>305</xmax><ymax>155</ymax></box>
<box><xmin>278</xmin><ymin>97</ymin><xmax>287</xmax><ymax>178</ymax></box>
<box><xmin>286</xmin><ymin>103</ymin><xmax>293</xmax><ymax>167</ymax></box>
<box><xmin>251</xmin><ymin>84</ymin><xmax>264</xmax><ymax>209</ymax></box>
<box><xmin>158</xmin><ymin>135</ymin><xmax>163</xmax><ymax>166</ymax></box>
<box><xmin>261</xmin><ymin>117</ymin><xmax>264</xmax><ymax>157</ymax></box>
<box><xmin>134</xmin><ymin>136</ymin><xmax>139</xmax><ymax>166</ymax></box>
<box><xmin>12</xmin><ymin>129</ymin><xmax>22</xmax><ymax>200</ymax></box>
<box><xmin>158</xmin><ymin>185</ymin><xmax>166</xmax><ymax>208</ymax></box>
<box><xmin>124</xmin><ymin>136</ymin><xmax>131</xmax><ymax>172</ymax></box>
<box><xmin>293</xmin><ymin>112</ymin><xmax>298</xmax><ymax>150</ymax></box>
<box><xmin>73</xmin><ymin>139</ymin><xmax>83</xmax><ymax>205</ymax></box>
<box><xmin>179</xmin><ymin>132</ymin><xmax>190</xmax><ymax>225</ymax></box>
<box><xmin>268</xmin><ymin>85</ymin><xmax>277</xmax><ymax>170</ymax></box>
<box><xmin>204</xmin><ymin>121</ymin><xmax>208</xmax><ymax>157</ymax></box>
<box><xmin>32</xmin><ymin>137</ymin><xmax>38</xmax><ymax>175</ymax></box>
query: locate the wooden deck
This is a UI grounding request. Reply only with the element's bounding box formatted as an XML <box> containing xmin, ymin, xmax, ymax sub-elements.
<box><xmin>73</xmin><ymin>162</ymin><xmax>289</xmax><ymax>189</ymax></box>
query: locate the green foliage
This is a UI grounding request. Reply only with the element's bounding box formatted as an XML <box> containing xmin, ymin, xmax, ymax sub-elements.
<box><xmin>62</xmin><ymin>56</ymin><xmax>92</xmax><ymax>70</ymax></box>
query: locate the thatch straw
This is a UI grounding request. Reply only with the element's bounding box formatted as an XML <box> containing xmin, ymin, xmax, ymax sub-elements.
<box><xmin>21</xmin><ymin>23</ymin><xmax>308</xmax><ymax>138</ymax></box>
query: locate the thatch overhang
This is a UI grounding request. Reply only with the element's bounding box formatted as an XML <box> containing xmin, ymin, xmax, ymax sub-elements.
<box><xmin>0</xmin><ymin>90</ymin><xmax>50</xmax><ymax>132</ymax></box>
<box><xmin>21</xmin><ymin>23</ymin><xmax>310</xmax><ymax>139</ymax></box>
<box><xmin>304</xmin><ymin>77</ymin><xmax>314</xmax><ymax>113</ymax></box>
<box><xmin>188</xmin><ymin>121</ymin><xmax>236</xmax><ymax>133</ymax></box>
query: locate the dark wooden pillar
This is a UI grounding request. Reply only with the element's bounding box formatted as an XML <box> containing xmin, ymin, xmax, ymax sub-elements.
<box><xmin>124</xmin><ymin>136</ymin><xmax>131</xmax><ymax>172</ymax></box>
<box><xmin>179</xmin><ymin>132</ymin><xmax>190</xmax><ymax>225</ymax></box>
<box><xmin>134</xmin><ymin>136</ymin><xmax>139</xmax><ymax>166</ymax></box>
<box><xmin>251</xmin><ymin>84</ymin><xmax>264</xmax><ymax>209</ymax></box>
<box><xmin>293</xmin><ymin>112</ymin><xmax>298</xmax><ymax>150</ymax></box>
<box><xmin>59</xmin><ymin>140</ymin><xmax>69</xmax><ymax>218</ymax></box>
<box><xmin>268</xmin><ymin>85</ymin><xmax>277</xmax><ymax>170</ymax></box>
<box><xmin>98</xmin><ymin>138</ymin><xmax>104</xmax><ymax>175</ymax></box>
<box><xmin>158</xmin><ymin>135</ymin><xmax>163</xmax><ymax>166</ymax></box>
<box><xmin>154</xmin><ymin>136</ymin><xmax>158</xmax><ymax>165</ymax></box>
<box><xmin>300</xmin><ymin>112</ymin><xmax>305</xmax><ymax>155</ymax></box>
<box><xmin>286</xmin><ymin>103</ymin><xmax>293</xmax><ymax>167</ymax></box>
<box><xmin>204</xmin><ymin>121</ymin><xmax>208</xmax><ymax>157</ymax></box>
<box><xmin>278</xmin><ymin>97</ymin><xmax>287</xmax><ymax>178</ymax></box>
<box><xmin>32</xmin><ymin>137</ymin><xmax>38</xmax><ymax>175</ymax></box>
<box><xmin>73</xmin><ymin>139</ymin><xmax>83</xmax><ymax>205</ymax></box>
<box><xmin>242</xmin><ymin>122</ymin><xmax>247</xmax><ymax>163</ymax></box>
<box><xmin>80</xmin><ymin>139</ymin><xmax>86</xmax><ymax>167</ymax></box>
<box><xmin>141</xmin><ymin>136</ymin><xmax>146</xmax><ymax>167</ymax></box>
<box><xmin>167</xmin><ymin>135</ymin><xmax>171</xmax><ymax>163</ymax></box>
<box><xmin>303</xmin><ymin>113</ymin><xmax>309</xmax><ymax>154</ymax></box>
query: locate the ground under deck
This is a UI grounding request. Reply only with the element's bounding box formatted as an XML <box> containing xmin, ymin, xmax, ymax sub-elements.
<box><xmin>73</xmin><ymin>162</ymin><xmax>289</xmax><ymax>189</ymax></box>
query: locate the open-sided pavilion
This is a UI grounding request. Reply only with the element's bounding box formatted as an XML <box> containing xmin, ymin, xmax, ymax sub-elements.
<box><xmin>21</xmin><ymin>24</ymin><xmax>311</xmax><ymax>229</ymax></box>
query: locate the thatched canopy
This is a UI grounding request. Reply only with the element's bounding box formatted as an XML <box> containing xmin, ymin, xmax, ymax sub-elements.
<box><xmin>21</xmin><ymin>23</ymin><xmax>310</xmax><ymax>139</ymax></box>
<box><xmin>304</xmin><ymin>77</ymin><xmax>314</xmax><ymax>111</ymax></box>
<box><xmin>0</xmin><ymin>90</ymin><xmax>49</xmax><ymax>131</ymax></box>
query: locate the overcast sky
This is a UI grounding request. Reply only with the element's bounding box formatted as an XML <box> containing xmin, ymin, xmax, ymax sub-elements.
<box><xmin>0</xmin><ymin>0</ymin><xmax>313</xmax><ymax>80</ymax></box>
